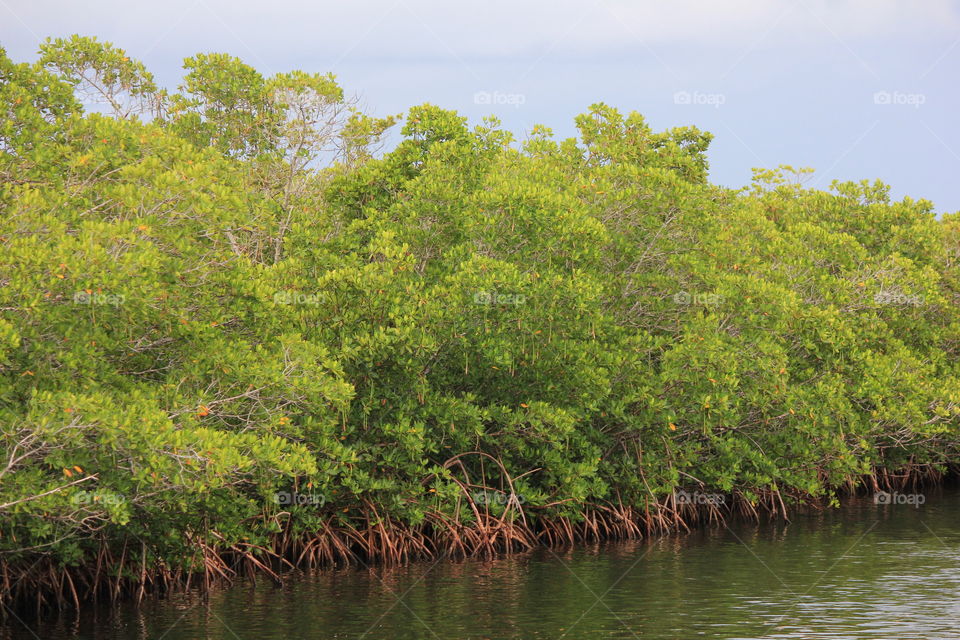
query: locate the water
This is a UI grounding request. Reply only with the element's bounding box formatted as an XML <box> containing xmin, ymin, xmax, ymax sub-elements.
<box><xmin>6</xmin><ymin>489</ymin><xmax>960</xmax><ymax>639</ymax></box>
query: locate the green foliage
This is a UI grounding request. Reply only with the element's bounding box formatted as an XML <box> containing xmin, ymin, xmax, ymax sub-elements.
<box><xmin>2</xmin><ymin>40</ymin><xmax>959</xmax><ymax>577</ymax></box>
<box><xmin>39</xmin><ymin>35</ymin><xmax>161</xmax><ymax>120</ymax></box>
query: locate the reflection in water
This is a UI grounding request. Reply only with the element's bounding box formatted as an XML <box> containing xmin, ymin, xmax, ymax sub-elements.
<box><xmin>5</xmin><ymin>489</ymin><xmax>960</xmax><ymax>639</ymax></box>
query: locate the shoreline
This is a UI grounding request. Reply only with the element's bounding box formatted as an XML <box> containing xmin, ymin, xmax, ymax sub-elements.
<box><xmin>3</xmin><ymin>464</ymin><xmax>951</xmax><ymax>617</ymax></box>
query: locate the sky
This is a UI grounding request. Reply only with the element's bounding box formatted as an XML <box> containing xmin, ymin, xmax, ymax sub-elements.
<box><xmin>2</xmin><ymin>0</ymin><xmax>959</xmax><ymax>212</ymax></box>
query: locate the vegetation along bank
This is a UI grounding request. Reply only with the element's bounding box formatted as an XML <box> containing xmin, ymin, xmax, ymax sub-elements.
<box><xmin>2</xmin><ymin>37</ymin><xmax>959</xmax><ymax>611</ymax></box>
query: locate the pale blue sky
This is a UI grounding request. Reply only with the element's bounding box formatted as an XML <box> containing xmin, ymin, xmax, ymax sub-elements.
<box><xmin>3</xmin><ymin>0</ymin><xmax>959</xmax><ymax>212</ymax></box>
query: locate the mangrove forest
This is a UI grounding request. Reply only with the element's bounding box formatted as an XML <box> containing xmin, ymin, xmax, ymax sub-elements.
<box><xmin>1</xmin><ymin>36</ymin><xmax>959</xmax><ymax>613</ymax></box>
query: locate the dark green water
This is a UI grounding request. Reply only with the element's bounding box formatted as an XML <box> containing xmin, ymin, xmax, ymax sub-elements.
<box><xmin>6</xmin><ymin>489</ymin><xmax>960</xmax><ymax>639</ymax></box>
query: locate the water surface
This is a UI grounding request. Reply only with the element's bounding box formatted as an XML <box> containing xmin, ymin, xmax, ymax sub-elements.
<box><xmin>6</xmin><ymin>489</ymin><xmax>960</xmax><ymax>639</ymax></box>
